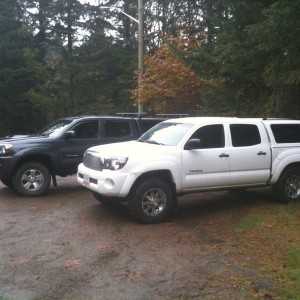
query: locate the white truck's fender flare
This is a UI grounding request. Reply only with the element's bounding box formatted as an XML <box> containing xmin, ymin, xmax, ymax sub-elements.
<box><xmin>270</xmin><ymin>152</ymin><xmax>300</xmax><ymax>184</ymax></box>
<box><xmin>119</xmin><ymin>160</ymin><xmax>182</xmax><ymax>196</ymax></box>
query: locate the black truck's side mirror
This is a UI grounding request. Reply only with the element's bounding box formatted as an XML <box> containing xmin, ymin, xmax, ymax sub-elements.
<box><xmin>64</xmin><ymin>130</ymin><xmax>76</xmax><ymax>139</ymax></box>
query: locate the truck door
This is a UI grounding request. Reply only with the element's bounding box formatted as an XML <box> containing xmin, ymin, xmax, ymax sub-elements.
<box><xmin>181</xmin><ymin>124</ymin><xmax>230</xmax><ymax>191</ymax></box>
<box><xmin>228</xmin><ymin>123</ymin><xmax>271</xmax><ymax>185</ymax></box>
<box><xmin>60</xmin><ymin>120</ymin><xmax>100</xmax><ymax>174</ymax></box>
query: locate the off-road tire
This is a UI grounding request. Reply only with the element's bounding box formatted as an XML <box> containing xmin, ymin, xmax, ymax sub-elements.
<box><xmin>273</xmin><ymin>167</ymin><xmax>300</xmax><ymax>203</ymax></box>
<box><xmin>128</xmin><ymin>178</ymin><xmax>174</xmax><ymax>224</ymax></box>
<box><xmin>12</xmin><ymin>162</ymin><xmax>51</xmax><ymax>197</ymax></box>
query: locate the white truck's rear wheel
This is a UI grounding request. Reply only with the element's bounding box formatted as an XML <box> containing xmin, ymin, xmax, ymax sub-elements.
<box><xmin>274</xmin><ymin>167</ymin><xmax>300</xmax><ymax>203</ymax></box>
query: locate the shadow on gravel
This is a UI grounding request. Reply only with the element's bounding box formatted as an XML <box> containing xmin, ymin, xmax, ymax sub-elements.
<box><xmin>0</xmin><ymin>184</ymin><xmax>86</xmax><ymax>201</ymax></box>
<box><xmin>177</xmin><ymin>188</ymin><xmax>273</xmax><ymax>217</ymax></box>
<box><xmin>0</xmin><ymin>176</ymin><xmax>83</xmax><ymax>198</ymax></box>
<box><xmin>87</xmin><ymin>201</ymin><xmax>132</xmax><ymax>224</ymax></box>
<box><xmin>0</xmin><ymin>180</ymin><xmax>274</xmax><ymax>224</ymax></box>
<box><xmin>86</xmin><ymin>188</ymin><xmax>274</xmax><ymax>225</ymax></box>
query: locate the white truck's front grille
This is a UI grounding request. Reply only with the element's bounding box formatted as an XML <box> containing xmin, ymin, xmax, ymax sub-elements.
<box><xmin>83</xmin><ymin>151</ymin><xmax>102</xmax><ymax>171</ymax></box>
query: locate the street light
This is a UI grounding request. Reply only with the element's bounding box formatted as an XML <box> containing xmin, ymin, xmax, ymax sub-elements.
<box><xmin>137</xmin><ymin>0</ymin><xmax>144</xmax><ymax>116</ymax></box>
<box><xmin>100</xmin><ymin>1</ymin><xmax>144</xmax><ymax>115</ymax></box>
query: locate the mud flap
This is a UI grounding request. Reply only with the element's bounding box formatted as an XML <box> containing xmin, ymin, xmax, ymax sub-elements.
<box><xmin>52</xmin><ymin>175</ymin><xmax>57</xmax><ymax>187</ymax></box>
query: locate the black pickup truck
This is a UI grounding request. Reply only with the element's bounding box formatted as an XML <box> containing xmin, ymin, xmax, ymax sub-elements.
<box><xmin>0</xmin><ymin>115</ymin><xmax>164</xmax><ymax>196</ymax></box>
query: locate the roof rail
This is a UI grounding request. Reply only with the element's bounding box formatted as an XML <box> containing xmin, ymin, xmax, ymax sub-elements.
<box><xmin>116</xmin><ymin>113</ymin><xmax>189</xmax><ymax>118</ymax></box>
<box><xmin>262</xmin><ymin>117</ymin><xmax>290</xmax><ymax>120</ymax></box>
<box><xmin>116</xmin><ymin>113</ymin><xmax>147</xmax><ymax>118</ymax></box>
<box><xmin>156</xmin><ymin>114</ymin><xmax>189</xmax><ymax>118</ymax></box>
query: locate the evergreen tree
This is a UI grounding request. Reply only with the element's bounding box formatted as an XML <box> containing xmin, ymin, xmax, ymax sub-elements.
<box><xmin>247</xmin><ymin>0</ymin><xmax>300</xmax><ymax>117</ymax></box>
<box><xmin>195</xmin><ymin>0</ymin><xmax>277</xmax><ymax>116</ymax></box>
<box><xmin>0</xmin><ymin>0</ymin><xmax>36</xmax><ymax>135</ymax></box>
<box><xmin>1</xmin><ymin>0</ymin><xmax>299</xmax><ymax>135</ymax></box>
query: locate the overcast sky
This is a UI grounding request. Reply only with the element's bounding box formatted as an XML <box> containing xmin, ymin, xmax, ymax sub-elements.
<box><xmin>80</xmin><ymin>0</ymin><xmax>101</xmax><ymax>5</ymax></box>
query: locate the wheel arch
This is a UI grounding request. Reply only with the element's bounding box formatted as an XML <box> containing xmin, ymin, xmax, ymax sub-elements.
<box><xmin>272</xmin><ymin>162</ymin><xmax>300</xmax><ymax>184</ymax></box>
<box><xmin>129</xmin><ymin>170</ymin><xmax>177</xmax><ymax>201</ymax></box>
<box><xmin>12</xmin><ymin>154</ymin><xmax>54</xmax><ymax>176</ymax></box>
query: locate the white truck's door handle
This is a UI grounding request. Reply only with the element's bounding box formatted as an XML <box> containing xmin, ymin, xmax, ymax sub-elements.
<box><xmin>257</xmin><ymin>151</ymin><xmax>267</xmax><ymax>156</ymax></box>
<box><xmin>219</xmin><ymin>153</ymin><xmax>229</xmax><ymax>158</ymax></box>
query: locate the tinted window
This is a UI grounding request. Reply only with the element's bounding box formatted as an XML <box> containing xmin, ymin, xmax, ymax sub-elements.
<box><xmin>271</xmin><ymin>124</ymin><xmax>300</xmax><ymax>143</ymax></box>
<box><xmin>104</xmin><ymin>121</ymin><xmax>131</xmax><ymax>138</ymax></box>
<box><xmin>73</xmin><ymin>121</ymin><xmax>99</xmax><ymax>139</ymax></box>
<box><xmin>230</xmin><ymin>124</ymin><xmax>261</xmax><ymax>147</ymax></box>
<box><xmin>190</xmin><ymin>125</ymin><xmax>225</xmax><ymax>149</ymax></box>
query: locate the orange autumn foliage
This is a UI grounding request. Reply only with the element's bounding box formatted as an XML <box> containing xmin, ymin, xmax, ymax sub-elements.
<box><xmin>132</xmin><ymin>37</ymin><xmax>204</xmax><ymax>114</ymax></box>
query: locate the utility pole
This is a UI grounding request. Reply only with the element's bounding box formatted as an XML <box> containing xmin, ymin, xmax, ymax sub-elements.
<box><xmin>99</xmin><ymin>1</ymin><xmax>144</xmax><ymax>115</ymax></box>
<box><xmin>138</xmin><ymin>0</ymin><xmax>144</xmax><ymax>115</ymax></box>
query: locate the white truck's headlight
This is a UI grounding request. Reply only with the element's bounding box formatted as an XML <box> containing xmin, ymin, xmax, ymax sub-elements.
<box><xmin>100</xmin><ymin>157</ymin><xmax>128</xmax><ymax>171</ymax></box>
<box><xmin>0</xmin><ymin>144</ymin><xmax>13</xmax><ymax>155</ymax></box>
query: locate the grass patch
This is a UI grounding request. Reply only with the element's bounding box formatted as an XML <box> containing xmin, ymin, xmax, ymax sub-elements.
<box><xmin>286</xmin><ymin>247</ymin><xmax>300</xmax><ymax>270</ymax></box>
<box><xmin>233</xmin><ymin>201</ymin><xmax>300</xmax><ymax>299</ymax></box>
<box><xmin>236</xmin><ymin>215</ymin><xmax>263</xmax><ymax>232</ymax></box>
<box><xmin>283</xmin><ymin>246</ymin><xmax>300</xmax><ymax>299</ymax></box>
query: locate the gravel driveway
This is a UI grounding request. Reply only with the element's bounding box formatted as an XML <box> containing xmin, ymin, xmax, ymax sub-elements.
<box><xmin>0</xmin><ymin>177</ymin><xmax>280</xmax><ymax>299</ymax></box>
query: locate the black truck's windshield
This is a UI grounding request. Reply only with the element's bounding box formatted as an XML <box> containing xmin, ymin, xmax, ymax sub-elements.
<box><xmin>39</xmin><ymin>119</ymin><xmax>73</xmax><ymax>137</ymax></box>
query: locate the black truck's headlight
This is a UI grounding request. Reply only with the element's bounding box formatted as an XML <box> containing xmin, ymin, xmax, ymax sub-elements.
<box><xmin>0</xmin><ymin>144</ymin><xmax>13</xmax><ymax>155</ymax></box>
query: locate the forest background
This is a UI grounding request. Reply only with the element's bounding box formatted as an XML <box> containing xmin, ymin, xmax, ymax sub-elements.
<box><xmin>0</xmin><ymin>0</ymin><xmax>299</xmax><ymax>136</ymax></box>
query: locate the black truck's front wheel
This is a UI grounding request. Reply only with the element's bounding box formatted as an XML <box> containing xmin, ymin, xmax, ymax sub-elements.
<box><xmin>273</xmin><ymin>167</ymin><xmax>300</xmax><ymax>203</ymax></box>
<box><xmin>128</xmin><ymin>178</ymin><xmax>174</xmax><ymax>224</ymax></box>
<box><xmin>12</xmin><ymin>162</ymin><xmax>51</xmax><ymax>197</ymax></box>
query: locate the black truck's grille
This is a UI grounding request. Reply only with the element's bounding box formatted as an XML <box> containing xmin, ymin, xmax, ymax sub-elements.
<box><xmin>83</xmin><ymin>151</ymin><xmax>102</xmax><ymax>171</ymax></box>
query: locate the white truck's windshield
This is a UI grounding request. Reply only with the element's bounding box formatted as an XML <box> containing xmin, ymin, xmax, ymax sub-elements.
<box><xmin>139</xmin><ymin>122</ymin><xmax>193</xmax><ymax>146</ymax></box>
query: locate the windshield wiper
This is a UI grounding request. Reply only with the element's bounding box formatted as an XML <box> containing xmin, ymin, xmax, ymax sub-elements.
<box><xmin>145</xmin><ymin>140</ymin><xmax>165</xmax><ymax>145</ymax></box>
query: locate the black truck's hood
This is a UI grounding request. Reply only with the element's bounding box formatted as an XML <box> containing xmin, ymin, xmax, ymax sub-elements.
<box><xmin>0</xmin><ymin>135</ymin><xmax>49</xmax><ymax>144</ymax></box>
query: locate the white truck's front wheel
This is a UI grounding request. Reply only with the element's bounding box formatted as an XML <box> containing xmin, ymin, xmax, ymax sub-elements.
<box><xmin>128</xmin><ymin>178</ymin><xmax>174</xmax><ymax>224</ymax></box>
<box><xmin>274</xmin><ymin>167</ymin><xmax>300</xmax><ymax>203</ymax></box>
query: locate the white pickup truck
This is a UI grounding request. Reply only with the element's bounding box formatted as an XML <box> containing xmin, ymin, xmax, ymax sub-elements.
<box><xmin>77</xmin><ymin>117</ymin><xmax>300</xmax><ymax>223</ymax></box>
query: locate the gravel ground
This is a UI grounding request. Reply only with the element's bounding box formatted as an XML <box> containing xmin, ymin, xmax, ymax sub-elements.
<box><xmin>0</xmin><ymin>177</ymin><xmax>281</xmax><ymax>299</ymax></box>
